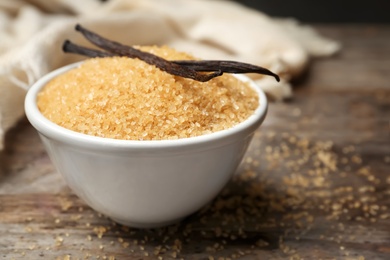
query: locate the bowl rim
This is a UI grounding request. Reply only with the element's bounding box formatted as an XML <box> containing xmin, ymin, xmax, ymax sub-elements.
<box><xmin>25</xmin><ymin>61</ymin><xmax>268</xmax><ymax>150</ymax></box>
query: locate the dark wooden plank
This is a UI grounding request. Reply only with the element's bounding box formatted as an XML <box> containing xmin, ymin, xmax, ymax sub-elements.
<box><xmin>304</xmin><ymin>25</ymin><xmax>390</xmax><ymax>90</ymax></box>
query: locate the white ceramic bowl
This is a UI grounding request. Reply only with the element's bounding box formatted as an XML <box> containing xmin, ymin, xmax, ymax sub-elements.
<box><xmin>25</xmin><ymin>62</ymin><xmax>268</xmax><ymax>228</ymax></box>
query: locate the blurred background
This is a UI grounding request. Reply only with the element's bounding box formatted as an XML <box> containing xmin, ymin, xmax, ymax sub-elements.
<box><xmin>233</xmin><ymin>0</ymin><xmax>390</xmax><ymax>23</ymax></box>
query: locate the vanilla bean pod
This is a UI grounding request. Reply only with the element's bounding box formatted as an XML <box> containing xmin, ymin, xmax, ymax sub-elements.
<box><xmin>63</xmin><ymin>24</ymin><xmax>280</xmax><ymax>82</ymax></box>
<box><xmin>172</xmin><ymin>60</ymin><xmax>280</xmax><ymax>82</ymax></box>
<box><xmin>63</xmin><ymin>40</ymin><xmax>113</xmax><ymax>58</ymax></box>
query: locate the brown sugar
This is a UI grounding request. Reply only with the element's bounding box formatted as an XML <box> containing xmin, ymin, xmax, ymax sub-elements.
<box><xmin>37</xmin><ymin>45</ymin><xmax>259</xmax><ymax>141</ymax></box>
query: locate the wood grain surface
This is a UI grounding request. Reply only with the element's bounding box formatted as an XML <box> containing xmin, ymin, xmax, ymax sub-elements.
<box><xmin>0</xmin><ymin>25</ymin><xmax>389</xmax><ymax>260</ymax></box>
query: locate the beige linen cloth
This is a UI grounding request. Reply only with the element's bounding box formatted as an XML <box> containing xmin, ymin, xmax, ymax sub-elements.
<box><xmin>0</xmin><ymin>0</ymin><xmax>340</xmax><ymax>150</ymax></box>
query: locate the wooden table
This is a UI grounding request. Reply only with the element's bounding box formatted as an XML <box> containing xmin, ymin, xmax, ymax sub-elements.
<box><xmin>1</xmin><ymin>25</ymin><xmax>389</xmax><ymax>260</ymax></box>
